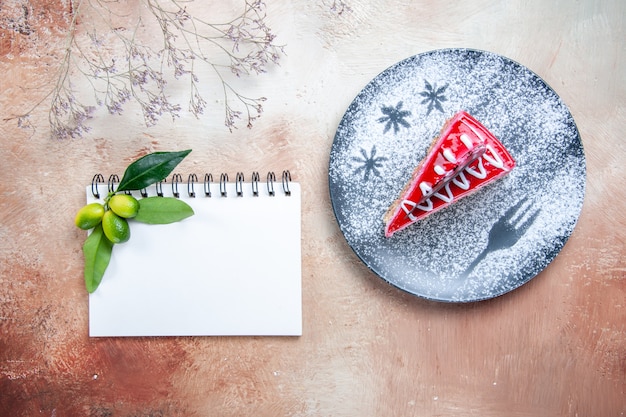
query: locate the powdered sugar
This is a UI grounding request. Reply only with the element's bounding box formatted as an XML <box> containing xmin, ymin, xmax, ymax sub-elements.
<box><xmin>328</xmin><ymin>49</ymin><xmax>586</xmax><ymax>302</ymax></box>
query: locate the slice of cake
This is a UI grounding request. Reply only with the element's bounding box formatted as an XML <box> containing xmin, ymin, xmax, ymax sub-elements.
<box><xmin>384</xmin><ymin>111</ymin><xmax>515</xmax><ymax>237</ymax></box>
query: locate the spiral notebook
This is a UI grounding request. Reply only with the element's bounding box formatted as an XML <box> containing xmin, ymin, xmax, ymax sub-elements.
<box><xmin>85</xmin><ymin>171</ymin><xmax>301</xmax><ymax>337</ymax></box>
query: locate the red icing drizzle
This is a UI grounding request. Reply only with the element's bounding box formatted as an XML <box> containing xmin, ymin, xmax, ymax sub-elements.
<box><xmin>384</xmin><ymin>111</ymin><xmax>515</xmax><ymax>237</ymax></box>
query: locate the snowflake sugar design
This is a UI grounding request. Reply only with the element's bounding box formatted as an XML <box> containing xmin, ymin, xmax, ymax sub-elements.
<box><xmin>377</xmin><ymin>101</ymin><xmax>411</xmax><ymax>134</ymax></box>
<box><xmin>419</xmin><ymin>81</ymin><xmax>448</xmax><ymax>115</ymax></box>
<box><xmin>352</xmin><ymin>146</ymin><xmax>387</xmax><ymax>182</ymax></box>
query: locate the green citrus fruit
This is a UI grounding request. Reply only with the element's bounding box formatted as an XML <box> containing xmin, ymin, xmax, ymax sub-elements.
<box><xmin>75</xmin><ymin>203</ymin><xmax>105</xmax><ymax>230</ymax></box>
<box><xmin>108</xmin><ymin>194</ymin><xmax>140</xmax><ymax>219</ymax></box>
<box><xmin>101</xmin><ymin>210</ymin><xmax>130</xmax><ymax>243</ymax></box>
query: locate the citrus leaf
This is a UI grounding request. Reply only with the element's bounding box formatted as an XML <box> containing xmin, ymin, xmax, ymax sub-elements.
<box><xmin>134</xmin><ymin>197</ymin><xmax>194</xmax><ymax>224</ymax></box>
<box><xmin>116</xmin><ymin>149</ymin><xmax>192</xmax><ymax>192</ymax></box>
<box><xmin>83</xmin><ymin>223</ymin><xmax>114</xmax><ymax>293</ymax></box>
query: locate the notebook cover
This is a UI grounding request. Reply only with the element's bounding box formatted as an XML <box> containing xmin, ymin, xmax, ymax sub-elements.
<box><xmin>86</xmin><ymin>181</ymin><xmax>302</xmax><ymax>337</ymax></box>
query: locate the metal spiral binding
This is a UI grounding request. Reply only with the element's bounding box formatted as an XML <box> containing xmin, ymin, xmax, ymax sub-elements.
<box><xmin>204</xmin><ymin>173</ymin><xmax>213</xmax><ymax>197</ymax></box>
<box><xmin>282</xmin><ymin>170</ymin><xmax>292</xmax><ymax>196</ymax></box>
<box><xmin>187</xmin><ymin>173</ymin><xmax>197</xmax><ymax>198</ymax></box>
<box><xmin>251</xmin><ymin>172</ymin><xmax>260</xmax><ymax>196</ymax></box>
<box><xmin>236</xmin><ymin>172</ymin><xmax>245</xmax><ymax>197</ymax></box>
<box><xmin>171</xmin><ymin>173</ymin><xmax>183</xmax><ymax>198</ymax></box>
<box><xmin>107</xmin><ymin>174</ymin><xmax>119</xmax><ymax>193</ymax></box>
<box><xmin>155</xmin><ymin>179</ymin><xmax>164</xmax><ymax>197</ymax></box>
<box><xmin>267</xmin><ymin>171</ymin><xmax>276</xmax><ymax>196</ymax></box>
<box><xmin>91</xmin><ymin>170</ymin><xmax>293</xmax><ymax>199</ymax></box>
<box><xmin>220</xmin><ymin>173</ymin><xmax>229</xmax><ymax>197</ymax></box>
<box><xmin>91</xmin><ymin>174</ymin><xmax>105</xmax><ymax>198</ymax></box>
<box><xmin>107</xmin><ymin>174</ymin><xmax>132</xmax><ymax>195</ymax></box>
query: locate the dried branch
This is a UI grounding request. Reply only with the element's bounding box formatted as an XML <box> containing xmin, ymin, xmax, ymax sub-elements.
<box><xmin>5</xmin><ymin>0</ymin><xmax>285</xmax><ymax>138</ymax></box>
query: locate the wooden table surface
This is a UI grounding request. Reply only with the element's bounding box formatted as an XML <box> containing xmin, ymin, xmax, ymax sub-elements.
<box><xmin>1</xmin><ymin>1</ymin><xmax>624</xmax><ymax>415</ymax></box>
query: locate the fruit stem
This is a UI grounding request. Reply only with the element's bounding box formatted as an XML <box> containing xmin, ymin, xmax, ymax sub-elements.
<box><xmin>103</xmin><ymin>191</ymin><xmax>116</xmax><ymax>210</ymax></box>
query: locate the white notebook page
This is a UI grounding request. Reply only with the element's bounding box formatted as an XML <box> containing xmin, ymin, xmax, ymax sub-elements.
<box><xmin>86</xmin><ymin>179</ymin><xmax>301</xmax><ymax>337</ymax></box>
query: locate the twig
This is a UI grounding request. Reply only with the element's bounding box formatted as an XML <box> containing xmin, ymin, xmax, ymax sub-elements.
<box><xmin>4</xmin><ymin>0</ymin><xmax>285</xmax><ymax>138</ymax></box>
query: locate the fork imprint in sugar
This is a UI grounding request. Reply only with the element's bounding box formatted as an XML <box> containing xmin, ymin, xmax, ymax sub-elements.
<box><xmin>384</xmin><ymin>111</ymin><xmax>516</xmax><ymax>238</ymax></box>
<box><xmin>462</xmin><ymin>197</ymin><xmax>541</xmax><ymax>277</ymax></box>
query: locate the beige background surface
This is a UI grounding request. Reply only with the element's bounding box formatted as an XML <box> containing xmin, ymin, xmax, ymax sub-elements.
<box><xmin>1</xmin><ymin>0</ymin><xmax>624</xmax><ymax>416</ymax></box>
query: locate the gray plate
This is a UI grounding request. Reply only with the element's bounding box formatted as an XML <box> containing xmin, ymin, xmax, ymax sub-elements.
<box><xmin>328</xmin><ymin>48</ymin><xmax>586</xmax><ymax>302</ymax></box>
